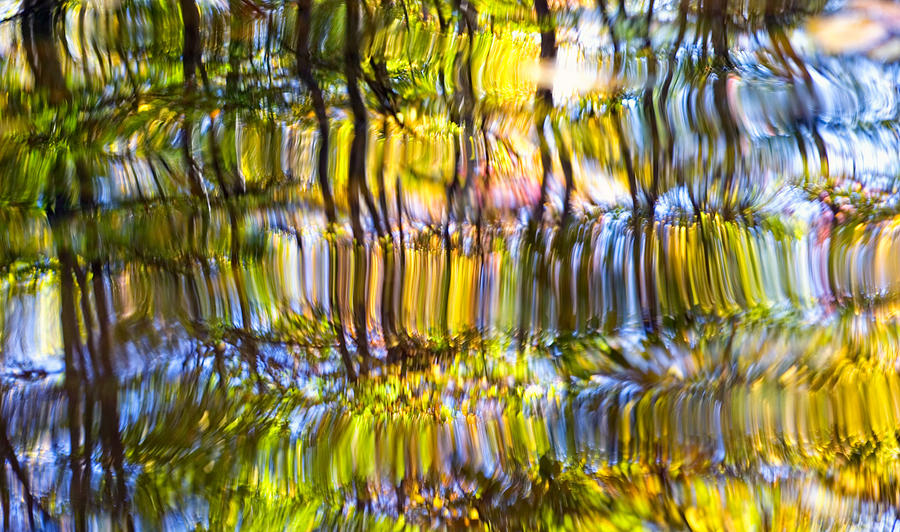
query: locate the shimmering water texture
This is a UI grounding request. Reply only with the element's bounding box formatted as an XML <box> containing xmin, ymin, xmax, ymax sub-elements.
<box><xmin>2</xmin><ymin>0</ymin><xmax>900</xmax><ymax>529</ymax></box>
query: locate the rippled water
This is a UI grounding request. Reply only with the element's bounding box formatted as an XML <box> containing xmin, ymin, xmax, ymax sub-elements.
<box><xmin>2</xmin><ymin>0</ymin><xmax>900</xmax><ymax>529</ymax></box>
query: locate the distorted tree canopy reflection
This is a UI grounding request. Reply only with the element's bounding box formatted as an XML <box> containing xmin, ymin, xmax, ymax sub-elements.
<box><xmin>1</xmin><ymin>0</ymin><xmax>900</xmax><ymax>528</ymax></box>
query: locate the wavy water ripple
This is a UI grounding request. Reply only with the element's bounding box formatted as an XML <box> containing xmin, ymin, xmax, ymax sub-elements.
<box><xmin>1</xmin><ymin>0</ymin><xmax>900</xmax><ymax>529</ymax></box>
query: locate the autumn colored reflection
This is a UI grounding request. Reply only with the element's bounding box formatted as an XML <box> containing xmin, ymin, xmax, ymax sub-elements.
<box><xmin>1</xmin><ymin>0</ymin><xmax>899</xmax><ymax>529</ymax></box>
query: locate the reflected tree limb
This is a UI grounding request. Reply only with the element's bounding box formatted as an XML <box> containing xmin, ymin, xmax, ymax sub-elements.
<box><xmin>296</xmin><ymin>0</ymin><xmax>338</xmax><ymax>226</ymax></box>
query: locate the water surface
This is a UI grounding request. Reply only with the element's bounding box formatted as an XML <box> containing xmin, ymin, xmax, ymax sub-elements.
<box><xmin>1</xmin><ymin>0</ymin><xmax>900</xmax><ymax>529</ymax></box>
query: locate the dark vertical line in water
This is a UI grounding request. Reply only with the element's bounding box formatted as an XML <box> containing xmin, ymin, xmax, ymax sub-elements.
<box><xmin>396</xmin><ymin>175</ymin><xmax>405</xmax><ymax>266</ymax></box>
<box><xmin>21</xmin><ymin>0</ymin><xmax>67</xmax><ymax>103</ymax></box>
<box><xmin>643</xmin><ymin>0</ymin><xmax>659</xmax><ymax>205</ymax></box>
<box><xmin>146</xmin><ymin>156</ymin><xmax>170</xmax><ymax>204</ymax></box>
<box><xmin>633</xmin><ymin>216</ymin><xmax>647</xmax><ymax>331</ymax></box>
<box><xmin>441</xmin><ymin>0</ymin><xmax>478</xmax><ymax>337</ymax></box>
<box><xmin>224</xmin><ymin>4</ymin><xmax>248</xmax><ymax>195</ymax></box>
<box><xmin>79</xmin><ymin>383</ymin><xmax>95</xmax><ymax>532</ymax></box>
<box><xmin>69</xmin><ymin>260</ymin><xmax>100</xmax><ymax>527</ymax></box>
<box><xmin>75</xmin><ymin>159</ymin><xmax>96</xmax><ymax>212</ymax></box>
<box><xmin>226</xmin><ymin>0</ymin><xmax>244</xmax><ymax>97</ymax></box>
<box><xmin>208</xmin><ymin>118</ymin><xmax>231</xmax><ymax>198</ymax></box>
<box><xmin>532</xmin><ymin>0</ymin><xmax>554</xmax><ymax>229</ymax></box>
<box><xmin>712</xmin><ymin>73</ymin><xmax>738</xmax><ymax>215</ymax></box>
<box><xmin>663</xmin><ymin>0</ymin><xmax>695</xmax><ymax>213</ymax></box>
<box><xmin>476</xmin><ymin>116</ymin><xmax>491</xmax><ymax>252</ymax></box>
<box><xmin>458</xmin><ymin>1</ymin><xmax>477</xmax><ymax>221</ymax></box>
<box><xmin>377</xmin><ymin>121</ymin><xmax>391</xmax><ymax>237</ymax></box>
<box><xmin>431</xmin><ymin>0</ymin><xmax>446</xmax><ymax>31</ymax></box>
<box><xmin>200</xmin><ymin>207</ymin><xmax>217</xmax><ymax>321</ymax></box>
<box><xmin>611</xmin><ymin>109</ymin><xmax>656</xmax><ymax>331</ymax></box>
<box><xmin>225</xmin><ymin>8</ymin><xmax>249</xmax><ymax>195</ymax></box>
<box><xmin>63</xmin><ymin>289</ymin><xmax>86</xmax><ymax>532</ymax></box>
<box><xmin>643</xmin><ymin>217</ymin><xmax>659</xmax><ymax>333</ymax></box>
<box><xmin>90</xmin><ymin>262</ymin><xmax>134</xmax><ymax>532</ymax></box>
<box><xmin>552</xmin><ymin>127</ymin><xmax>576</xmax><ymax>329</ymax></box>
<box><xmin>557</xmin><ymin>233</ymin><xmax>575</xmax><ymax>334</ymax></box>
<box><xmin>395</xmin><ymin>175</ymin><xmax>406</xmax><ymax>348</ymax></box>
<box><xmin>516</xmin><ymin>241</ymin><xmax>532</xmax><ymax>351</ymax></box>
<box><xmin>0</xmin><ymin>414</ymin><xmax>36</xmax><ymax>530</ymax></box>
<box><xmin>345</xmin><ymin>0</ymin><xmax>384</xmax><ymax>242</ymax></box>
<box><xmin>296</xmin><ymin>0</ymin><xmax>337</xmax><ymax>226</ymax></box>
<box><xmin>180</xmin><ymin>209</ymin><xmax>203</xmax><ymax>332</ymax></box>
<box><xmin>536</xmin><ymin>0</ymin><xmax>576</xmax><ymax>225</ymax></box>
<box><xmin>553</xmin><ymin>126</ymin><xmax>575</xmax><ymax>227</ymax></box>
<box><xmin>180</xmin><ymin>0</ymin><xmax>206</xmax><ymax>200</ymax></box>
<box><xmin>576</xmin><ymin>226</ymin><xmax>591</xmax><ymax>332</ymax></box>
<box><xmin>696</xmin><ymin>0</ymin><xmax>709</xmax><ymax>64</ymax></box>
<box><xmin>331</xmin><ymin>241</ymin><xmax>358</xmax><ymax>382</ymax></box>
<box><xmin>710</xmin><ymin>0</ymin><xmax>730</xmax><ymax>63</ymax></box>
<box><xmin>352</xmin><ymin>245</ymin><xmax>372</xmax><ymax>375</ymax></box>
<box><xmin>22</xmin><ymin>0</ymin><xmax>70</xmax><ymax>215</ymax></box>
<box><xmin>345</xmin><ymin>0</ymin><xmax>375</xmax><ymax>372</ymax></box>
<box><xmin>441</xmin><ymin>241</ymin><xmax>452</xmax><ymax>337</ymax></box>
<box><xmin>89</xmin><ymin>17</ymin><xmax>110</xmax><ymax>84</ymax></box>
<box><xmin>74</xmin><ymin>259</ymin><xmax>100</xmax><ymax>374</ymax></box>
<box><xmin>700</xmin><ymin>0</ymin><xmax>738</xmax><ymax>213</ymax></box>
<box><xmin>229</xmin><ymin>204</ymin><xmax>263</xmax><ymax>389</ymax></box>
<box><xmin>596</xmin><ymin>0</ymin><xmax>619</xmax><ymax>67</ymax></box>
<box><xmin>356</xmin><ymin>2</ymin><xmax>390</xmax><ymax>238</ymax></box>
<box><xmin>0</xmin><ymin>464</ymin><xmax>8</xmax><ymax>531</ymax></box>
<box><xmin>640</xmin><ymin>0</ymin><xmax>660</xmax><ymax>333</ymax></box>
<box><xmin>476</xmin><ymin>230</ymin><xmax>487</xmax><ymax>363</ymax></box>
<box><xmin>442</xmin><ymin>152</ymin><xmax>458</xmax><ymax>336</ymax></box>
<box><xmin>531</xmin><ymin>0</ymin><xmax>580</xmax><ymax>336</ymax></box>
<box><xmin>265</xmin><ymin>12</ymin><xmax>275</xmax><ymax>108</ymax></box>
<box><xmin>180</xmin><ymin>0</ymin><xmax>201</xmax><ymax>91</ymax></box>
<box><xmin>60</xmin><ymin>249</ymin><xmax>85</xmax><ymax>532</ymax></box>
<box><xmin>440</xmin><ymin>73</ymin><xmax>455</xmax><ymax>254</ymax></box>
<box><xmin>381</xmin><ymin>239</ymin><xmax>398</xmax><ymax>361</ymax></box>
<box><xmin>378</xmin><ymin>125</ymin><xmax>402</xmax><ymax>361</ymax></box>
<box><xmin>193</xmin><ymin>9</ymin><xmax>230</xmax><ymax>200</ymax></box>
